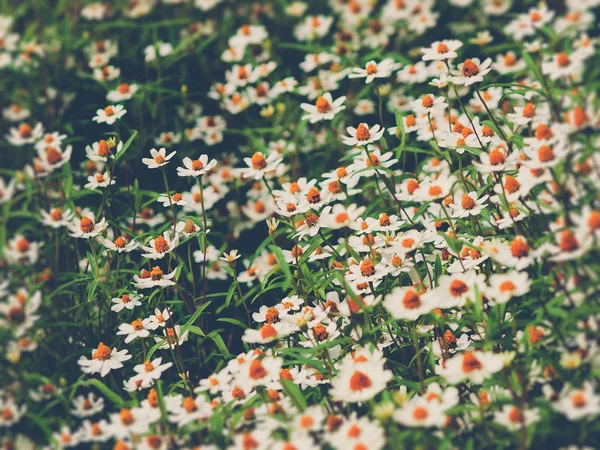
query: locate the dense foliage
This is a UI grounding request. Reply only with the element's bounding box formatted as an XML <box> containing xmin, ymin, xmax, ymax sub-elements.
<box><xmin>1</xmin><ymin>0</ymin><xmax>600</xmax><ymax>449</ymax></box>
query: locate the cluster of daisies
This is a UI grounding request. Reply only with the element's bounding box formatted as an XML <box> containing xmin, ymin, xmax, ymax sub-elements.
<box><xmin>2</xmin><ymin>0</ymin><xmax>600</xmax><ymax>449</ymax></box>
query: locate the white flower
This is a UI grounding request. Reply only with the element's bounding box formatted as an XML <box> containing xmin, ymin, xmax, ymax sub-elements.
<box><xmin>141</xmin><ymin>148</ymin><xmax>177</xmax><ymax>169</ymax></box>
<box><xmin>300</xmin><ymin>92</ymin><xmax>346</xmax><ymax>123</ymax></box>
<box><xmin>342</xmin><ymin>123</ymin><xmax>385</xmax><ymax>146</ymax></box>
<box><xmin>93</xmin><ymin>105</ymin><xmax>127</xmax><ymax>125</ymax></box>
<box><xmin>238</xmin><ymin>151</ymin><xmax>283</xmax><ymax>180</ymax></box>
<box><xmin>494</xmin><ymin>405</ymin><xmax>540</xmax><ymax>431</ymax></box>
<box><xmin>329</xmin><ymin>349</ymin><xmax>393</xmax><ymax>403</ymax></box>
<box><xmin>553</xmin><ymin>382</ymin><xmax>600</xmax><ymax>421</ymax></box>
<box><xmin>117</xmin><ymin>318</ymin><xmax>151</xmax><ymax>343</ymax></box>
<box><xmin>111</xmin><ymin>293</ymin><xmax>143</xmax><ymax>312</ymax></box>
<box><xmin>85</xmin><ymin>139</ymin><xmax>121</xmax><ymax>162</ymax></box>
<box><xmin>384</xmin><ymin>286</ymin><xmax>435</xmax><ymax>321</ymax></box>
<box><xmin>68</xmin><ymin>214</ymin><xmax>107</xmax><ymax>239</ymax></box>
<box><xmin>421</xmin><ymin>40</ymin><xmax>463</xmax><ymax>61</ymax></box>
<box><xmin>140</xmin><ymin>232</ymin><xmax>179</xmax><ymax>259</ymax></box>
<box><xmin>103</xmin><ymin>236</ymin><xmax>139</xmax><ymax>253</ymax></box>
<box><xmin>144</xmin><ymin>42</ymin><xmax>173</xmax><ymax>62</ymax></box>
<box><xmin>134</xmin><ymin>267</ymin><xmax>177</xmax><ymax>289</ymax></box>
<box><xmin>84</xmin><ymin>171</ymin><xmax>115</xmax><ymax>190</ymax></box>
<box><xmin>106</xmin><ymin>83</ymin><xmax>138</xmax><ymax>102</ymax></box>
<box><xmin>177</xmin><ymin>155</ymin><xmax>217</xmax><ymax>177</ymax></box>
<box><xmin>132</xmin><ymin>357</ymin><xmax>173</xmax><ymax>386</ymax></box>
<box><xmin>451</xmin><ymin>58</ymin><xmax>493</xmax><ymax>86</ymax></box>
<box><xmin>40</xmin><ymin>207</ymin><xmax>74</xmax><ymax>229</ymax></box>
<box><xmin>71</xmin><ymin>393</ymin><xmax>104</xmax><ymax>418</ymax></box>
<box><xmin>145</xmin><ymin>308</ymin><xmax>171</xmax><ymax>330</ymax></box>
<box><xmin>450</xmin><ymin>192</ymin><xmax>490</xmax><ymax>218</ymax></box>
<box><xmin>487</xmin><ymin>271</ymin><xmax>531</xmax><ymax>305</ymax></box>
<box><xmin>437</xmin><ymin>351</ymin><xmax>505</xmax><ymax>384</ymax></box>
<box><xmin>348</xmin><ymin>58</ymin><xmax>399</xmax><ymax>83</ymax></box>
<box><xmin>78</xmin><ymin>343</ymin><xmax>131</xmax><ymax>377</ymax></box>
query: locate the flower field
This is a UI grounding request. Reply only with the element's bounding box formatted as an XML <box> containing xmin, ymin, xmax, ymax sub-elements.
<box><xmin>1</xmin><ymin>0</ymin><xmax>600</xmax><ymax>448</ymax></box>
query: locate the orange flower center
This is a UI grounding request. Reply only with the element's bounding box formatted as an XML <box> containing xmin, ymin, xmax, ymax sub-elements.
<box><xmin>437</xmin><ymin>42</ymin><xmax>449</xmax><ymax>53</ymax></box>
<box><xmin>46</xmin><ymin>146</ymin><xmax>62</xmax><ymax>164</ymax></box>
<box><xmin>556</xmin><ymin>52</ymin><xmax>570</xmax><ymax>67</ymax></box>
<box><xmin>249</xmin><ymin>360</ymin><xmax>267</xmax><ymax>379</ymax></box>
<box><xmin>428</xmin><ymin>185</ymin><xmax>442</xmax><ymax>196</ymax></box>
<box><xmin>315</xmin><ymin>96</ymin><xmax>331</xmax><ymax>113</ymax></box>
<box><xmin>462</xmin><ymin>59</ymin><xmax>480</xmax><ymax>77</ymax></box>
<box><xmin>522</xmin><ymin>103</ymin><xmax>535</xmax><ymax>118</ymax></box>
<box><xmin>150</xmin><ymin>266</ymin><xmax>163</xmax><ymax>280</ymax></box>
<box><xmin>559</xmin><ymin>230</ymin><xmax>578</xmax><ymax>252</ymax></box>
<box><xmin>449</xmin><ymin>279</ymin><xmax>468</xmax><ymax>296</ymax></box>
<box><xmin>461</xmin><ymin>194</ymin><xmax>476</xmax><ymax>210</ymax></box>
<box><xmin>154</xmin><ymin>236</ymin><xmax>169</xmax><ymax>253</ymax></box>
<box><xmin>412</xmin><ymin>406</ymin><xmax>429</xmax><ymax>420</ymax></box>
<box><xmin>355</xmin><ymin>124</ymin><xmax>371</xmax><ymax>140</ymax></box>
<box><xmin>349</xmin><ymin>370</ymin><xmax>372</xmax><ymax>391</ymax></box>
<box><xmin>191</xmin><ymin>159</ymin><xmax>204</xmax><ymax>171</ymax></box>
<box><xmin>462</xmin><ymin>351</ymin><xmax>482</xmax><ymax>372</ymax></box>
<box><xmin>537</xmin><ymin>145</ymin><xmax>554</xmax><ymax>162</ymax></box>
<box><xmin>402</xmin><ymin>290</ymin><xmax>421</xmax><ymax>309</ymax></box>
<box><xmin>251</xmin><ymin>152</ymin><xmax>267</xmax><ymax>170</ymax></box>
<box><xmin>80</xmin><ymin>217</ymin><xmax>95</xmax><ymax>233</ymax></box>
<box><xmin>499</xmin><ymin>280</ymin><xmax>516</xmax><ymax>292</ymax></box>
<box><xmin>92</xmin><ymin>343</ymin><xmax>111</xmax><ymax>361</ymax></box>
<box><xmin>360</xmin><ymin>260</ymin><xmax>375</xmax><ymax>277</ymax></box>
<box><xmin>489</xmin><ymin>148</ymin><xmax>505</xmax><ymax>165</ymax></box>
<box><xmin>508</xmin><ymin>407</ymin><xmax>523</xmax><ymax>423</ymax></box>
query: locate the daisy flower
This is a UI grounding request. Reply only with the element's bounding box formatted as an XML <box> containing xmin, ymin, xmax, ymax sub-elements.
<box><xmin>93</xmin><ymin>105</ymin><xmax>127</xmax><ymax>125</ymax></box>
<box><xmin>238</xmin><ymin>151</ymin><xmax>283</xmax><ymax>180</ymax></box>
<box><xmin>412</xmin><ymin>94</ymin><xmax>447</xmax><ymax>115</ymax></box>
<box><xmin>177</xmin><ymin>155</ymin><xmax>217</xmax><ymax>178</ymax></box>
<box><xmin>342</xmin><ymin>123</ymin><xmax>385</xmax><ymax>146</ymax></box>
<box><xmin>40</xmin><ymin>207</ymin><xmax>74</xmax><ymax>229</ymax></box>
<box><xmin>68</xmin><ymin>213</ymin><xmax>107</xmax><ymax>239</ymax></box>
<box><xmin>421</xmin><ymin>40</ymin><xmax>463</xmax><ymax>61</ymax></box>
<box><xmin>85</xmin><ymin>139</ymin><xmax>121</xmax><ymax>162</ymax></box>
<box><xmin>494</xmin><ymin>405</ymin><xmax>540</xmax><ymax>431</ymax></box>
<box><xmin>145</xmin><ymin>308</ymin><xmax>171</xmax><ymax>330</ymax></box>
<box><xmin>132</xmin><ymin>357</ymin><xmax>173</xmax><ymax>386</ymax></box>
<box><xmin>133</xmin><ymin>266</ymin><xmax>177</xmax><ymax>289</ymax></box>
<box><xmin>103</xmin><ymin>235</ymin><xmax>139</xmax><ymax>253</ymax></box>
<box><xmin>106</xmin><ymin>83</ymin><xmax>138</xmax><ymax>102</ymax></box>
<box><xmin>384</xmin><ymin>286</ymin><xmax>435</xmax><ymax>321</ymax></box>
<box><xmin>329</xmin><ymin>350</ymin><xmax>393</xmax><ymax>403</ymax></box>
<box><xmin>300</xmin><ymin>92</ymin><xmax>346</xmax><ymax>123</ymax></box>
<box><xmin>348</xmin><ymin>59</ymin><xmax>399</xmax><ymax>84</ymax></box>
<box><xmin>117</xmin><ymin>318</ymin><xmax>151</xmax><ymax>343</ymax></box>
<box><xmin>78</xmin><ymin>342</ymin><xmax>131</xmax><ymax>377</ymax></box>
<box><xmin>451</xmin><ymin>58</ymin><xmax>493</xmax><ymax>86</ymax></box>
<box><xmin>84</xmin><ymin>171</ymin><xmax>115</xmax><ymax>190</ymax></box>
<box><xmin>487</xmin><ymin>271</ymin><xmax>531</xmax><ymax>305</ymax></box>
<box><xmin>111</xmin><ymin>293</ymin><xmax>143</xmax><ymax>312</ymax></box>
<box><xmin>450</xmin><ymin>192</ymin><xmax>490</xmax><ymax>218</ymax></box>
<box><xmin>141</xmin><ymin>148</ymin><xmax>177</xmax><ymax>169</ymax></box>
<box><xmin>71</xmin><ymin>393</ymin><xmax>104</xmax><ymax>418</ymax></box>
<box><xmin>437</xmin><ymin>350</ymin><xmax>505</xmax><ymax>384</ymax></box>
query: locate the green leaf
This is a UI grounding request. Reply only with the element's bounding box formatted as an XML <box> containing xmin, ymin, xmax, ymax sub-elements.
<box><xmin>281</xmin><ymin>379</ymin><xmax>307</xmax><ymax>411</ymax></box>
<box><xmin>62</xmin><ymin>162</ymin><xmax>73</xmax><ymax>198</ymax></box>
<box><xmin>207</xmin><ymin>331</ymin><xmax>231</xmax><ymax>356</ymax></box>
<box><xmin>115</xmin><ymin>130</ymin><xmax>138</xmax><ymax>161</ymax></box>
